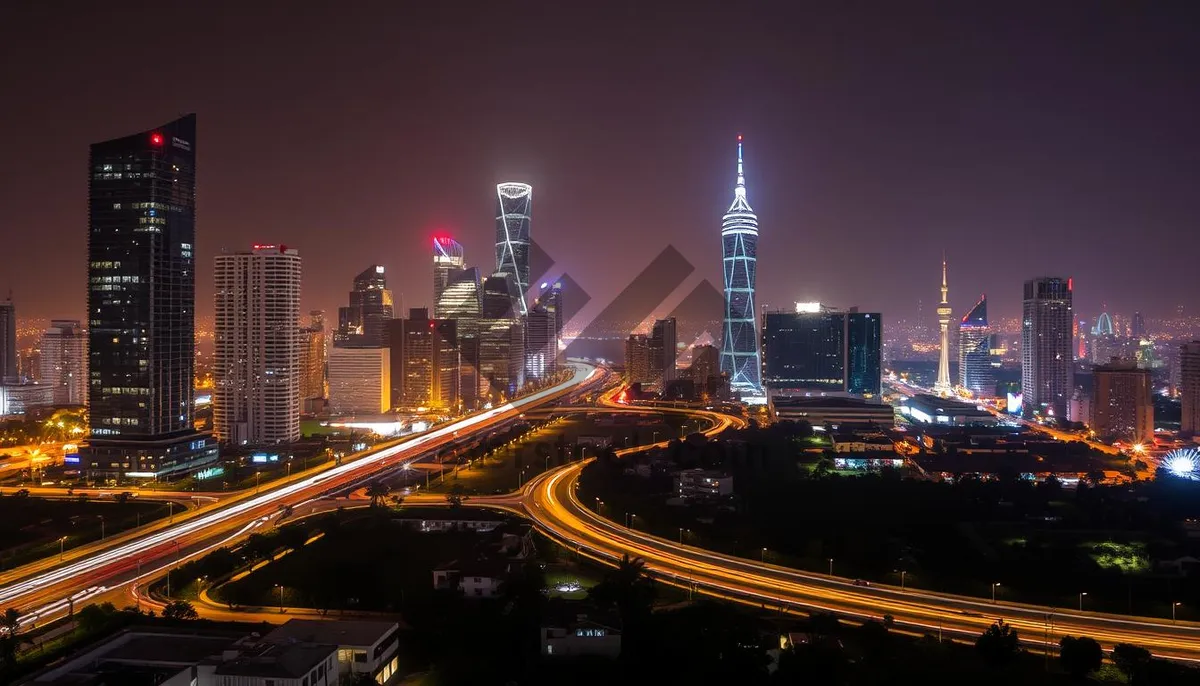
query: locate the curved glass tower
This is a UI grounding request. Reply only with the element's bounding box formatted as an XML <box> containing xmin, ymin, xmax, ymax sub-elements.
<box><xmin>719</xmin><ymin>136</ymin><xmax>763</xmax><ymax>394</ymax></box>
<box><xmin>495</xmin><ymin>182</ymin><xmax>532</xmax><ymax>315</ymax></box>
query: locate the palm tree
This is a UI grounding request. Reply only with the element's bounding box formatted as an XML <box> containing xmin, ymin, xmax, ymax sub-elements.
<box><xmin>365</xmin><ymin>481</ymin><xmax>390</xmax><ymax>508</ymax></box>
<box><xmin>0</xmin><ymin>607</ymin><xmax>22</xmax><ymax>672</ymax></box>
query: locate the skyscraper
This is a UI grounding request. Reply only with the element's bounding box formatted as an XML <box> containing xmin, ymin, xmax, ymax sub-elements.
<box><xmin>436</xmin><ymin>267</ymin><xmax>483</xmax><ymax>408</ymax></box>
<box><xmin>495</xmin><ymin>183</ymin><xmax>532</xmax><ymax>315</ymax></box>
<box><xmin>389</xmin><ymin>308</ymin><xmax>459</xmax><ymax>410</ymax></box>
<box><xmin>649</xmin><ymin>317</ymin><xmax>678</xmax><ymax>391</ymax></box>
<box><xmin>625</xmin><ymin>334</ymin><xmax>651</xmax><ymax>386</ymax></box>
<box><xmin>298</xmin><ymin>310</ymin><xmax>327</xmax><ymax>408</ymax></box>
<box><xmin>478</xmin><ymin>273</ymin><xmax>524</xmax><ymax>399</ymax></box>
<box><xmin>335</xmin><ymin>265</ymin><xmax>393</xmax><ymax>348</ymax></box>
<box><xmin>719</xmin><ymin>135</ymin><xmax>762</xmax><ymax>394</ymax></box>
<box><xmin>433</xmin><ymin>236</ymin><xmax>465</xmax><ymax>308</ymax></box>
<box><xmin>958</xmin><ymin>294</ymin><xmax>995</xmax><ymax>397</ymax></box>
<box><xmin>934</xmin><ymin>259</ymin><xmax>952</xmax><ymax>395</ymax></box>
<box><xmin>524</xmin><ymin>301</ymin><xmax>557</xmax><ymax>382</ymax></box>
<box><xmin>39</xmin><ymin>320</ymin><xmax>87</xmax><ymax>406</ymax></box>
<box><xmin>1092</xmin><ymin>359</ymin><xmax>1154</xmax><ymax>444</ymax></box>
<box><xmin>0</xmin><ymin>295</ymin><xmax>17</xmax><ymax>384</ymax></box>
<box><xmin>1131</xmin><ymin>311</ymin><xmax>1146</xmax><ymax>338</ymax></box>
<box><xmin>761</xmin><ymin>305</ymin><xmax>882</xmax><ymax>397</ymax></box>
<box><xmin>1181</xmin><ymin>341</ymin><xmax>1200</xmax><ymax>436</ymax></box>
<box><xmin>84</xmin><ymin>114</ymin><xmax>217</xmax><ymax>477</ymax></box>
<box><xmin>213</xmin><ymin>245</ymin><xmax>302</xmax><ymax>445</ymax></box>
<box><xmin>1021</xmin><ymin>277</ymin><xmax>1074</xmax><ymax>419</ymax></box>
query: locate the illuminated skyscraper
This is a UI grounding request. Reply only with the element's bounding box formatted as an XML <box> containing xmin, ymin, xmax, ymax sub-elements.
<box><xmin>495</xmin><ymin>183</ymin><xmax>532</xmax><ymax>315</ymax></box>
<box><xmin>436</xmin><ymin>267</ymin><xmax>483</xmax><ymax>408</ymax></box>
<box><xmin>934</xmin><ymin>259</ymin><xmax>952</xmax><ymax>395</ymax></box>
<box><xmin>958</xmin><ymin>294</ymin><xmax>995</xmax><ymax>397</ymax></box>
<box><xmin>388</xmin><ymin>308</ymin><xmax>459</xmax><ymax>410</ymax></box>
<box><xmin>761</xmin><ymin>305</ymin><xmax>881</xmax><ymax>397</ymax></box>
<box><xmin>433</xmin><ymin>235</ymin><xmax>465</xmax><ymax>309</ymax></box>
<box><xmin>479</xmin><ymin>273</ymin><xmax>524</xmax><ymax>399</ymax></box>
<box><xmin>719</xmin><ymin>135</ymin><xmax>762</xmax><ymax>394</ymax></box>
<box><xmin>213</xmin><ymin>245</ymin><xmax>302</xmax><ymax>445</ymax></box>
<box><xmin>1021</xmin><ymin>277</ymin><xmax>1074</xmax><ymax>419</ymax></box>
<box><xmin>39</xmin><ymin>320</ymin><xmax>87</xmax><ymax>406</ymax></box>
<box><xmin>335</xmin><ymin>265</ymin><xmax>393</xmax><ymax>348</ymax></box>
<box><xmin>84</xmin><ymin>114</ymin><xmax>217</xmax><ymax>477</ymax></box>
<box><xmin>298</xmin><ymin>310</ymin><xmax>327</xmax><ymax>407</ymax></box>
<box><xmin>649</xmin><ymin>317</ymin><xmax>678</xmax><ymax>391</ymax></box>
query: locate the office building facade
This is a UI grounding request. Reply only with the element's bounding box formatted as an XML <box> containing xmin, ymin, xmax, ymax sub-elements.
<box><xmin>433</xmin><ymin>236</ymin><xmax>465</xmax><ymax>308</ymax></box>
<box><xmin>389</xmin><ymin>308</ymin><xmax>459</xmax><ymax>410</ymax></box>
<box><xmin>39</xmin><ymin>320</ymin><xmax>87</xmax><ymax>406</ymax></box>
<box><xmin>327</xmin><ymin>347</ymin><xmax>391</xmax><ymax>415</ymax></box>
<box><xmin>625</xmin><ymin>334</ymin><xmax>651</xmax><ymax>386</ymax></box>
<box><xmin>1092</xmin><ymin>359</ymin><xmax>1154</xmax><ymax>443</ymax></box>
<box><xmin>649</xmin><ymin>317</ymin><xmax>678</xmax><ymax>391</ymax></box>
<box><xmin>761</xmin><ymin>306</ymin><xmax>882</xmax><ymax>397</ymax></box>
<box><xmin>213</xmin><ymin>245</ymin><xmax>302</xmax><ymax>445</ymax></box>
<box><xmin>525</xmin><ymin>301</ymin><xmax>557</xmax><ymax>382</ymax></box>
<box><xmin>436</xmin><ymin>267</ymin><xmax>483</xmax><ymax>408</ymax></box>
<box><xmin>495</xmin><ymin>183</ymin><xmax>532</xmax><ymax>315</ymax></box>
<box><xmin>719</xmin><ymin>136</ymin><xmax>763</xmax><ymax>394</ymax></box>
<box><xmin>299</xmin><ymin>310</ymin><xmax>327</xmax><ymax>407</ymax></box>
<box><xmin>84</xmin><ymin>114</ymin><xmax>216</xmax><ymax>478</ymax></box>
<box><xmin>1181</xmin><ymin>341</ymin><xmax>1200</xmax><ymax>435</ymax></box>
<box><xmin>478</xmin><ymin>273</ymin><xmax>524</xmax><ymax>400</ymax></box>
<box><xmin>1021</xmin><ymin>277</ymin><xmax>1074</xmax><ymax>419</ymax></box>
<box><xmin>958</xmin><ymin>294</ymin><xmax>995</xmax><ymax>397</ymax></box>
<box><xmin>0</xmin><ymin>296</ymin><xmax>15</xmax><ymax>384</ymax></box>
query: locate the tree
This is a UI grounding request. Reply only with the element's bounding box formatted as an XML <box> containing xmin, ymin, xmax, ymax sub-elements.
<box><xmin>975</xmin><ymin>619</ymin><xmax>1020</xmax><ymax>666</ymax></box>
<box><xmin>162</xmin><ymin>600</ymin><xmax>199</xmax><ymax>621</ymax></box>
<box><xmin>1112</xmin><ymin>643</ymin><xmax>1152</xmax><ymax>684</ymax></box>
<box><xmin>365</xmin><ymin>481</ymin><xmax>390</xmax><ymax>508</ymax></box>
<box><xmin>76</xmin><ymin>602</ymin><xmax>117</xmax><ymax>632</ymax></box>
<box><xmin>0</xmin><ymin>607</ymin><xmax>22</xmax><ymax>672</ymax></box>
<box><xmin>1058</xmin><ymin>635</ymin><xmax>1102</xmax><ymax>679</ymax></box>
<box><xmin>589</xmin><ymin>554</ymin><xmax>656</xmax><ymax>661</ymax></box>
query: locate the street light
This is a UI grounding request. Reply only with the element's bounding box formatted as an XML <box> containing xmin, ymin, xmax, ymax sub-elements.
<box><xmin>761</xmin><ymin>547</ymin><xmax>768</xmax><ymax>563</ymax></box>
<box><xmin>1174</xmin><ymin>602</ymin><xmax>1182</xmax><ymax>622</ymax></box>
<box><xmin>97</xmin><ymin>515</ymin><xmax>105</xmax><ymax>540</ymax></box>
<box><xmin>1079</xmin><ymin>592</ymin><xmax>1088</xmax><ymax>611</ymax></box>
<box><xmin>896</xmin><ymin>570</ymin><xmax>906</xmax><ymax>590</ymax></box>
<box><xmin>594</xmin><ymin>497</ymin><xmax>603</xmax><ymax>514</ymax></box>
<box><xmin>255</xmin><ymin>471</ymin><xmax>261</xmax><ymax>494</ymax></box>
<box><xmin>58</xmin><ymin>535</ymin><xmax>67</xmax><ymax>561</ymax></box>
<box><xmin>678</xmin><ymin>527</ymin><xmax>688</xmax><ymax>545</ymax></box>
<box><xmin>828</xmin><ymin>558</ymin><xmax>834</xmax><ymax>577</ymax></box>
<box><xmin>276</xmin><ymin>584</ymin><xmax>285</xmax><ymax>612</ymax></box>
<box><xmin>992</xmin><ymin>582</ymin><xmax>1001</xmax><ymax>603</ymax></box>
<box><xmin>626</xmin><ymin>512</ymin><xmax>635</xmax><ymax>529</ymax></box>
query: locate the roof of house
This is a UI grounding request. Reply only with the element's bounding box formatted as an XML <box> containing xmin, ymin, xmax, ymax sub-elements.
<box><xmin>214</xmin><ymin>642</ymin><xmax>335</xmax><ymax>678</ymax></box>
<box><xmin>263</xmin><ymin>619</ymin><xmax>399</xmax><ymax>649</ymax></box>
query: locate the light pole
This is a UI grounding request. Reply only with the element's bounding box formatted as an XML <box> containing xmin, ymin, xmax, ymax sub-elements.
<box><xmin>897</xmin><ymin>570</ymin><xmax>906</xmax><ymax>590</ymax></box>
<box><xmin>761</xmin><ymin>547</ymin><xmax>768</xmax><ymax>563</ymax></box>
<box><xmin>625</xmin><ymin>512</ymin><xmax>635</xmax><ymax>529</ymax></box>
<box><xmin>255</xmin><ymin>471</ymin><xmax>261</xmax><ymax>494</ymax></box>
<box><xmin>992</xmin><ymin>582</ymin><xmax>1001</xmax><ymax>603</ymax></box>
<box><xmin>595</xmin><ymin>497</ymin><xmax>602</xmax><ymax>514</ymax></box>
<box><xmin>276</xmin><ymin>584</ymin><xmax>284</xmax><ymax>612</ymax></box>
<box><xmin>58</xmin><ymin>536</ymin><xmax>67</xmax><ymax>561</ymax></box>
<box><xmin>828</xmin><ymin>558</ymin><xmax>833</xmax><ymax>577</ymax></box>
<box><xmin>1079</xmin><ymin>592</ymin><xmax>1087</xmax><ymax>612</ymax></box>
<box><xmin>652</xmin><ymin>431</ymin><xmax>660</xmax><ymax>444</ymax></box>
<box><xmin>1174</xmin><ymin>602</ymin><xmax>1182</xmax><ymax>622</ymax></box>
<box><xmin>98</xmin><ymin>515</ymin><xmax>105</xmax><ymax>540</ymax></box>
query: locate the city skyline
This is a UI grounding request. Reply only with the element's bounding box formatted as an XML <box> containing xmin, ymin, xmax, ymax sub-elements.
<box><xmin>2</xmin><ymin>4</ymin><xmax>1199</xmax><ymax>327</ymax></box>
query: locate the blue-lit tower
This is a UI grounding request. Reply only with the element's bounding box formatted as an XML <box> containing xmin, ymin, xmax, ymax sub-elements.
<box><xmin>719</xmin><ymin>135</ymin><xmax>762</xmax><ymax>394</ymax></box>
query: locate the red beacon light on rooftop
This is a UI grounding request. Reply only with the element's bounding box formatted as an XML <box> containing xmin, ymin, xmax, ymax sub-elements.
<box><xmin>150</xmin><ymin>133</ymin><xmax>164</xmax><ymax>146</ymax></box>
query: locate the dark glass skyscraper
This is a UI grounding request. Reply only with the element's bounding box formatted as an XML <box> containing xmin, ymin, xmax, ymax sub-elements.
<box><xmin>85</xmin><ymin>114</ymin><xmax>217</xmax><ymax>478</ymax></box>
<box><xmin>335</xmin><ymin>265</ymin><xmax>393</xmax><ymax>348</ymax></box>
<box><xmin>1022</xmin><ymin>277</ymin><xmax>1074</xmax><ymax>419</ymax></box>
<box><xmin>0</xmin><ymin>295</ymin><xmax>16</xmax><ymax>385</ymax></box>
<box><xmin>761</xmin><ymin>306</ymin><xmax>882</xmax><ymax>397</ymax></box>
<box><xmin>495</xmin><ymin>183</ymin><xmax>532</xmax><ymax>315</ymax></box>
<box><xmin>719</xmin><ymin>136</ymin><xmax>762</xmax><ymax>394</ymax></box>
<box><xmin>959</xmin><ymin>294</ymin><xmax>995</xmax><ymax>397</ymax></box>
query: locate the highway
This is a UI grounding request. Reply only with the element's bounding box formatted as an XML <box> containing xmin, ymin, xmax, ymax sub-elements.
<box><xmin>485</xmin><ymin>399</ymin><xmax>1200</xmax><ymax>663</ymax></box>
<box><xmin>0</xmin><ymin>361</ymin><xmax>607</xmax><ymax>631</ymax></box>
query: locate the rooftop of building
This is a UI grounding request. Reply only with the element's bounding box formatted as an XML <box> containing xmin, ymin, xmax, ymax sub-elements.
<box><xmin>903</xmin><ymin>393</ymin><xmax>994</xmax><ymax>415</ymax></box>
<box><xmin>213</xmin><ymin>641</ymin><xmax>335</xmax><ymax>679</ymax></box>
<box><xmin>771</xmin><ymin>395</ymin><xmax>890</xmax><ymax>409</ymax></box>
<box><xmin>263</xmin><ymin>618</ymin><xmax>399</xmax><ymax>649</ymax></box>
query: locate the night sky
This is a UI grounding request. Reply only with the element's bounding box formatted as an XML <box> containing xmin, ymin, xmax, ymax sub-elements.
<box><xmin>2</xmin><ymin>2</ymin><xmax>1199</xmax><ymax>327</ymax></box>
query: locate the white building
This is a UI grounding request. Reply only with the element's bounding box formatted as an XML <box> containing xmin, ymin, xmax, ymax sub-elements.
<box><xmin>327</xmin><ymin>347</ymin><xmax>391</xmax><ymax>415</ymax></box>
<box><xmin>214</xmin><ymin>246</ymin><xmax>302</xmax><ymax>444</ymax></box>
<box><xmin>264</xmin><ymin>619</ymin><xmax>402</xmax><ymax>685</ymax></box>
<box><xmin>39</xmin><ymin>320</ymin><xmax>87</xmax><ymax>406</ymax></box>
<box><xmin>673</xmin><ymin>468</ymin><xmax>734</xmax><ymax>500</ymax></box>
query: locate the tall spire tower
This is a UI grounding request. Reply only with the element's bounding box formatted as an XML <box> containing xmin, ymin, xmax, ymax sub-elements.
<box><xmin>719</xmin><ymin>134</ymin><xmax>763</xmax><ymax>395</ymax></box>
<box><xmin>934</xmin><ymin>257</ymin><xmax>953</xmax><ymax>395</ymax></box>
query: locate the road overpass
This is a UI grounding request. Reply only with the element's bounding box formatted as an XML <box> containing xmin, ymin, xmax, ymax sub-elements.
<box><xmin>0</xmin><ymin>361</ymin><xmax>608</xmax><ymax>631</ymax></box>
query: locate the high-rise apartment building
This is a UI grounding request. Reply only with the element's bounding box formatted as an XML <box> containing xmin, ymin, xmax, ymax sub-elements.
<box><xmin>1181</xmin><ymin>341</ymin><xmax>1200</xmax><ymax>436</ymax></box>
<box><xmin>625</xmin><ymin>334</ymin><xmax>651</xmax><ymax>386</ymax></box>
<box><xmin>719</xmin><ymin>135</ymin><xmax>763</xmax><ymax>394</ymax></box>
<box><xmin>761</xmin><ymin>305</ymin><xmax>882</xmax><ymax>397</ymax></box>
<box><xmin>334</xmin><ymin>265</ymin><xmax>393</xmax><ymax>348</ymax></box>
<box><xmin>958</xmin><ymin>294</ymin><xmax>995</xmax><ymax>397</ymax></box>
<box><xmin>1021</xmin><ymin>277</ymin><xmax>1074</xmax><ymax>419</ymax></box>
<box><xmin>213</xmin><ymin>245</ymin><xmax>302</xmax><ymax>445</ymax></box>
<box><xmin>0</xmin><ymin>296</ymin><xmax>16</xmax><ymax>384</ymax></box>
<box><xmin>649</xmin><ymin>317</ymin><xmax>678</xmax><ymax>391</ymax></box>
<box><xmin>84</xmin><ymin>114</ymin><xmax>217</xmax><ymax>478</ymax></box>
<box><xmin>39</xmin><ymin>320</ymin><xmax>87</xmax><ymax>406</ymax></box>
<box><xmin>327</xmin><ymin>347</ymin><xmax>391</xmax><ymax>415</ymax></box>
<box><xmin>298</xmin><ymin>310</ymin><xmax>327</xmax><ymax>407</ymax></box>
<box><xmin>1092</xmin><ymin>359</ymin><xmax>1154</xmax><ymax>443</ymax></box>
<box><xmin>524</xmin><ymin>301</ymin><xmax>557</xmax><ymax>382</ymax></box>
<box><xmin>495</xmin><ymin>183</ymin><xmax>532</xmax><ymax>315</ymax></box>
<box><xmin>433</xmin><ymin>236</ymin><xmax>465</xmax><ymax>308</ymax></box>
<box><xmin>388</xmin><ymin>308</ymin><xmax>459</xmax><ymax>410</ymax></box>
